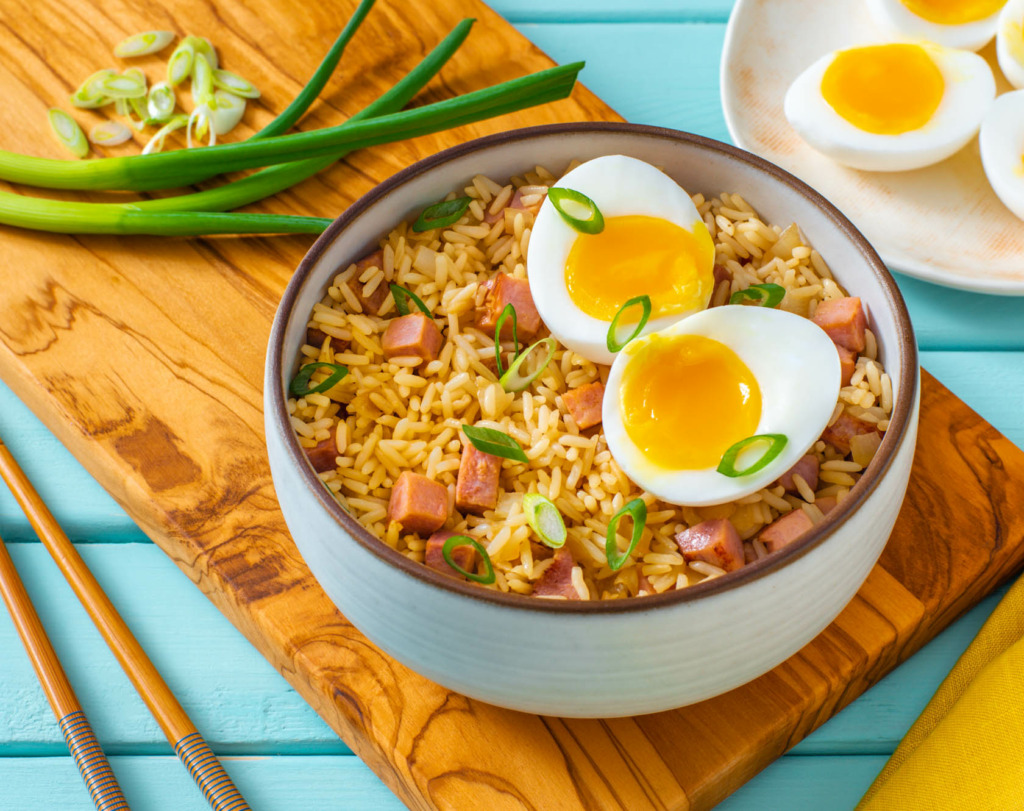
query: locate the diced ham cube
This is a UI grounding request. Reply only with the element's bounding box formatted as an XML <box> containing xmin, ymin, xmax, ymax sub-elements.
<box><xmin>455</xmin><ymin>444</ymin><xmax>501</xmax><ymax>515</ymax></box>
<box><xmin>822</xmin><ymin>410</ymin><xmax>882</xmax><ymax>455</ymax></box>
<box><xmin>637</xmin><ymin>571</ymin><xmax>655</xmax><ymax>595</ymax></box>
<box><xmin>305</xmin><ymin>438</ymin><xmax>338</xmax><ymax>473</ymax></box>
<box><xmin>387</xmin><ymin>471</ymin><xmax>448</xmax><ymax>535</ymax></box>
<box><xmin>759</xmin><ymin>509</ymin><xmax>814</xmax><ymax>553</ymax></box>
<box><xmin>533</xmin><ymin>548</ymin><xmax>581</xmax><ymax>599</ymax></box>
<box><xmin>382</xmin><ymin>313</ymin><xmax>443</xmax><ymax>365</ymax></box>
<box><xmin>812</xmin><ymin>297</ymin><xmax>867</xmax><ymax>352</ymax></box>
<box><xmin>777</xmin><ymin>455</ymin><xmax>820</xmax><ymax>494</ymax></box>
<box><xmin>345</xmin><ymin>250</ymin><xmax>388</xmax><ymax>315</ymax></box>
<box><xmin>674</xmin><ymin>519</ymin><xmax>745</xmax><ymax>573</ymax></box>
<box><xmin>425</xmin><ymin>529</ymin><xmax>477</xmax><ymax>578</ymax></box>
<box><xmin>562</xmin><ymin>381</ymin><xmax>604</xmax><ymax>430</ymax></box>
<box><xmin>306</xmin><ymin>326</ymin><xmax>348</xmax><ymax>354</ymax></box>
<box><xmin>815</xmin><ymin>496</ymin><xmax>839</xmax><ymax>515</ymax></box>
<box><xmin>476</xmin><ymin>274</ymin><xmax>542</xmax><ymax>340</ymax></box>
<box><xmin>713</xmin><ymin>264</ymin><xmax>732</xmax><ymax>285</ymax></box>
<box><xmin>838</xmin><ymin>345</ymin><xmax>857</xmax><ymax>387</ymax></box>
<box><xmin>743</xmin><ymin>543</ymin><xmax>758</xmax><ymax>565</ymax></box>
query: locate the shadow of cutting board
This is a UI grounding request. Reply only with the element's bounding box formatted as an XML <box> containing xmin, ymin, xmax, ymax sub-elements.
<box><xmin>2</xmin><ymin>2</ymin><xmax>1024</xmax><ymax>809</ymax></box>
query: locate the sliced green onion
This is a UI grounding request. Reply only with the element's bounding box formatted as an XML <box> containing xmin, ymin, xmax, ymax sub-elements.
<box><xmin>147</xmin><ymin>82</ymin><xmax>177</xmax><ymax>121</ymax></box>
<box><xmin>213</xmin><ymin>69</ymin><xmax>261</xmax><ymax>99</ymax></box>
<box><xmin>191</xmin><ymin>54</ymin><xmax>215</xmax><ymax>106</ymax></box>
<box><xmin>127</xmin><ymin>95</ymin><xmax>148</xmax><ymax>123</ymax></box>
<box><xmin>717</xmin><ymin>434</ymin><xmax>788</xmax><ymax>478</ymax></box>
<box><xmin>70</xmin><ymin>69</ymin><xmax>115</xmax><ymax>109</ymax></box>
<box><xmin>389</xmin><ymin>283</ymin><xmax>431</xmax><ymax>317</ymax></box>
<box><xmin>113</xmin><ymin>98</ymin><xmax>129</xmax><ymax>116</ymax></box>
<box><xmin>114</xmin><ymin>30</ymin><xmax>175</xmax><ymax>58</ymax></box>
<box><xmin>412</xmin><ymin>196</ymin><xmax>471</xmax><ymax>232</ymax></box>
<box><xmin>441</xmin><ymin>534</ymin><xmax>495</xmax><ymax>584</ymax></box>
<box><xmin>88</xmin><ymin>120</ymin><xmax>132</xmax><ymax>146</ymax></box>
<box><xmin>183</xmin><ymin>35</ymin><xmax>219</xmax><ymax>70</ymax></box>
<box><xmin>522</xmin><ymin>493</ymin><xmax>566</xmax><ymax>549</ymax></box>
<box><xmin>500</xmin><ymin>338</ymin><xmax>556</xmax><ymax>393</ymax></box>
<box><xmin>141</xmin><ymin>114</ymin><xmax>188</xmax><ymax>155</ymax></box>
<box><xmin>730</xmin><ymin>283</ymin><xmax>786</xmax><ymax>308</ymax></box>
<box><xmin>209</xmin><ymin>90</ymin><xmax>246</xmax><ymax>135</ymax></box>
<box><xmin>494</xmin><ymin>303</ymin><xmax>518</xmax><ymax>377</ymax></box>
<box><xmin>605</xmin><ymin>498</ymin><xmax>647</xmax><ymax>571</ymax></box>
<box><xmin>166</xmin><ymin>40</ymin><xmax>195</xmax><ymax>86</ymax></box>
<box><xmin>186</xmin><ymin>105</ymin><xmax>216</xmax><ymax>149</ymax></box>
<box><xmin>548</xmin><ymin>187</ymin><xmax>604</xmax><ymax>234</ymax></box>
<box><xmin>606</xmin><ymin>294</ymin><xmax>651</xmax><ymax>353</ymax></box>
<box><xmin>289</xmin><ymin>362</ymin><xmax>349</xmax><ymax>397</ymax></box>
<box><xmin>47</xmin><ymin>109</ymin><xmax>89</xmax><ymax>158</ymax></box>
<box><xmin>100</xmin><ymin>72</ymin><xmax>147</xmax><ymax>99</ymax></box>
<box><xmin>461</xmin><ymin>424</ymin><xmax>529</xmax><ymax>463</ymax></box>
<box><xmin>124</xmin><ymin>67</ymin><xmax>148</xmax><ymax>92</ymax></box>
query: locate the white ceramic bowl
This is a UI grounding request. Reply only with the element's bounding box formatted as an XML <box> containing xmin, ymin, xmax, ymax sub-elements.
<box><xmin>265</xmin><ymin>123</ymin><xmax>920</xmax><ymax>718</ymax></box>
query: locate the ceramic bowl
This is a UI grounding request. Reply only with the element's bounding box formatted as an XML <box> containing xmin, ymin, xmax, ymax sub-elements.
<box><xmin>265</xmin><ymin>122</ymin><xmax>920</xmax><ymax>718</ymax></box>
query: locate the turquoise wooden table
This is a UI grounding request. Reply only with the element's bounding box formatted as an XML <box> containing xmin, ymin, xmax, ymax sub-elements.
<box><xmin>2</xmin><ymin>1</ymin><xmax>1023</xmax><ymax>808</ymax></box>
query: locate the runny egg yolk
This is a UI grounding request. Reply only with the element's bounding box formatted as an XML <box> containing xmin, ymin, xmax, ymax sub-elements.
<box><xmin>821</xmin><ymin>44</ymin><xmax>944</xmax><ymax>135</ymax></box>
<box><xmin>901</xmin><ymin>0</ymin><xmax>1005</xmax><ymax>24</ymax></box>
<box><xmin>619</xmin><ymin>333</ymin><xmax>762</xmax><ymax>471</ymax></box>
<box><xmin>564</xmin><ymin>215</ymin><xmax>714</xmax><ymax>322</ymax></box>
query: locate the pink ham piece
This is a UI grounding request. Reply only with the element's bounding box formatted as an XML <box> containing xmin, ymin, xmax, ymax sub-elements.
<box><xmin>476</xmin><ymin>274</ymin><xmax>542</xmax><ymax>340</ymax></box>
<box><xmin>387</xmin><ymin>471</ymin><xmax>448</xmax><ymax>535</ymax></box>
<box><xmin>425</xmin><ymin>529</ymin><xmax>477</xmax><ymax>578</ymax></box>
<box><xmin>562</xmin><ymin>381</ymin><xmax>605</xmax><ymax>430</ymax></box>
<box><xmin>837</xmin><ymin>345</ymin><xmax>857</xmax><ymax>387</ymax></box>
<box><xmin>305</xmin><ymin>438</ymin><xmax>338</xmax><ymax>473</ymax></box>
<box><xmin>674</xmin><ymin>519</ymin><xmax>745</xmax><ymax>573</ymax></box>
<box><xmin>759</xmin><ymin>509</ymin><xmax>814</xmax><ymax>553</ymax></box>
<box><xmin>777</xmin><ymin>455</ymin><xmax>820</xmax><ymax>494</ymax></box>
<box><xmin>822</xmin><ymin>410</ymin><xmax>882</xmax><ymax>455</ymax></box>
<box><xmin>533</xmin><ymin>548</ymin><xmax>581</xmax><ymax>599</ymax></box>
<box><xmin>345</xmin><ymin>250</ymin><xmax>388</xmax><ymax>315</ymax></box>
<box><xmin>306</xmin><ymin>326</ymin><xmax>349</xmax><ymax>354</ymax></box>
<box><xmin>812</xmin><ymin>297</ymin><xmax>867</xmax><ymax>353</ymax></box>
<box><xmin>455</xmin><ymin>444</ymin><xmax>501</xmax><ymax>515</ymax></box>
<box><xmin>816</xmin><ymin>496</ymin><xmax>839</xmax><ymax>515</ymax></box>
<box><xmin>382</xmin><ymin>313</ymin><xmax>443</xmax><ymax>365</ymax></box>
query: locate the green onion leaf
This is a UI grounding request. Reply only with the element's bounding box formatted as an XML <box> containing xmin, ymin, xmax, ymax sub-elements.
<box><xmin>147</xmin><ymin>82</ymin><xmax>177</xmax><ymax>121</ymax></box>
<box><xmin>389</xmin><ymin>283</ymin><xmax>431</xmax><ymax>317</ymax></box>
<box><xmin>70</xmin><ymin>69</ymin><xmax>115</xmax><ymax>109</ymax></box>
<box><xmin>289</xmin><ymin>362</ymin><xmax>349</xmax><ymax>397</ymax></box>
<box><xmin>412</xmin><ymin>196</ymin><xmax>471</xmax><ymax>232</ymax></box>
<box><xmin>441</xmin><ymin>534</ymin><xmax>495</xmax><ymax>584</ymax></box>
<box><xmin>166</xmin><ymin>40</ymin><xmax>195</xmax><ymax>86</ymax></box>
<box><xmin>47</xmin><ymin>109</ymin><xmax>89</xmax><ymax>158</ymax></box>
<box><xmin>522</xmin><ymin>493</ymin><xmax>566</xmax><ymax>549</ymax></box>
<box><xmin>212</xmin><ymin>69</ymin><xmax>261</xmax><ymax>99</ymax></box>
<box><xmin>88</xmin><ymin>121</ymin><xmax>132</xmax><ymax>146</ymax></box>
<box><xmin>494</xmin><ymin>303</ymin><xmax>518</xmax><ymax>377</ymax></box>
<box><xmin>100</xmin><ymin>72</ymin><xmax>147</xmax><ymax>100</ymax></box>
<box><xmin>461</xmin><ymin>424</ymin><xmax>529</xmax><ymax>463</ymax></box>
<box><xmin>717</xmin><ymin>433</ymin><xmax>788</xmax><ymax>477</ymax></box>
<box><xmin>730</xmin><ymin>283</ymin><xmax>786</xmax><ymax>308</ymax></box>
<box><xmin>209</xmin><ymin>90</ymin><xmax>246</xmax><ymax>135</ymax></box>
<box><xmin>114</xmin><ymin>30</ymin><xmax>175</xmax><ymax>58</ymax></box>
<box><xmin>548</xmin><ymin>187</ymin><xmax>604</xmax><ymax>234</ymax></box>
<box><xmin>605</xmin><ymin>498</ymin><xmax>647</xmax><ymax>571</ymax></box>
<box><xmin>141</xmin><ymin>114</ymin><xmax>188</xmax><ymax>155</ymax></box>
<box><xmin>606</xmin><ymin>295</ymin><xmax>652</xmax><ymax>353</ymax></box>
<box><xmin>500</xmin><ymin>337</ymin><xmax>556</xmax><ymax>393</ymax></box>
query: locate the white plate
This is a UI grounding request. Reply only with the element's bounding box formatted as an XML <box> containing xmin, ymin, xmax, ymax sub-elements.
<box><xmin>721</xmin><ymin>0</ymin><xmax>1024</xmax><ymax>295</ymax></box>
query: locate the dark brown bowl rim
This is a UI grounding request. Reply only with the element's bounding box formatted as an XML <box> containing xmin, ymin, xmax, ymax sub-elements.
<box><xmin>268</xmin><ymin>121</ymin><xmax>918</xmax><ymax>615</ymax></box>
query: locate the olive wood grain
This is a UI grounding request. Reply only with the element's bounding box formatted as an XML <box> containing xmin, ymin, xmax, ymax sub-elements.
<box><xmin>1</xmin><ymin>1</ymin><xmax>1023</xmax><ymax>810</ymax></box>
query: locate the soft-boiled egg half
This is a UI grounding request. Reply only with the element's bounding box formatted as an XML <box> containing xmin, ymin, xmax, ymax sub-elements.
<box><xmin>785</xmin><ymin>42</ymin><xmax>995</xmax><ymax>171</ymax></box>
<box><xmin>997</xmin><ymin>0</ymin><xmax>1024</xmax><ymax>87</ymax></box>
<box><xmin>866</xmin><ymin>0</ymin><xmax>1006</xmax><ymax>51</ymax></box>
<box><xmin>528</xmin><ymin>155</ymin><xmax>715</xmax><ymax>365</ymax></box>
<box><xmin>979</xmin><ymin>90</ymin><xmax>1024</xmax><ymax>218</ymax></box>
<box><xmin>602</xmin><ymin>306</ymin><xmax>841</xmax><ymax>507</ymax></box>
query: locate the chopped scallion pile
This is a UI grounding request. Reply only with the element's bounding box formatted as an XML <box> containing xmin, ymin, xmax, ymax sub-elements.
<box><xmin>548</xmin><ymin>187</ymin><xmax>604</xmax><ymax>234</ymax></box>
<box><xmin>606</xmin><ymin>294</ymin><xmax>651</xmax><ymax>353</ymax></box>
<box><xmin>412</xmin><ymin>196</ymin><xmax>472</xmax><ymax>232</ymax></box>
<box><xmin>441</xmin><ymin>534</ymin><xmax>495</xmax><ymax>584</ymax></box>
<box><xmin>461</xmin><ymin>424</ymin><xmax>529</xmax><ymax>463</ymax></box>
<box><xmin>716</xmin><ymin>433</ymin><xmax>788</xmax><ymax>477</ymax></box>
<box><xmin>605</xmin><ymin>498</ymin><xmax>647</xmax><ymax>571</ymax></box>
<box><xmin>522</xmin><ymin>493</ymin><xmax>566</xmax><ymax>549</ymax></box>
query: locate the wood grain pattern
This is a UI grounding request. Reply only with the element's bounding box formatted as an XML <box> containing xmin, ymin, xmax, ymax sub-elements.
<box><xmin>1</xmin><ymin>2</ymin><xmax>1023</xmax><ymax>810</ymax></box>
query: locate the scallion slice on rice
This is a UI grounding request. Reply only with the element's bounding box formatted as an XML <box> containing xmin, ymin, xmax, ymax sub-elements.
<box><xmin>499</xmin><ymin>337</ymin><xmax>555</xmax><ymax>393</ymax></box>
<box><xmin>461</xmin><ymin>424</ymin><xmax>529</xmax><ymax>463</ymax></box>
<box><xmin>289</xmin><ymin>362</ymin><xmax>349</xmax><ymax>397</ymax></box>
<box><xmin>547</xmin><ymin>187</ymin><xmax>604</xmax><ymax>234</ymax></box>
<box><xmin>494</xmin><ymin>303</ymin><xmax>518</xmax><ymax>377</ymax></box>
<box><xmin>47</xmin><ymin>110</ymin><xmax>89</xmax><ymax>158</ymax></box>
<box><xmin>606</xmin><ymin>294</ymin><xmax>651</xmax><ymax>353</ymax></box>
<box><xmin>605</xmin><ymin>498</ymin><xmax>647</xmax><ymax>571</ymax></box>
<box><xmin>522</xmin><ymin>493</ymin><xmax>566</xmax><ymax>548</ymax></box>
<box><xmin>717</xmin><ymin>433</ymin><xmax>788</xmax><ymax>477</ymax></box>
<box><xmin>412</xmin><ymin>196</ymin><xmax>472</xmax><ymax>232</ymax></box>
<box><xmin>441</xmin><ymin>534</ymin><xmax>495</xmax><ymax>584</ymax></box>
<box><xmin>389</xmin><ymin>283</ymin><xmax>432</xmax><ymax>317</ymax></box>
<box><xmin>729</xmin><ymin>283</ymin><xmax>785</xmax><ymax>308</ymax></box>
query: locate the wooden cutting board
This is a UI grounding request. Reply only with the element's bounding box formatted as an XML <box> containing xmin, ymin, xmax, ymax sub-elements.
<box><xmin>2</xmin><ymin>2</ymin><xmax>1023</xmax><ymax>809</ymax></box>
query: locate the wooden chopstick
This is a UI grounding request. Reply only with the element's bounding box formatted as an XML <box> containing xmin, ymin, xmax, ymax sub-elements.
<box><xmin>0</xmin><ymin>529</ymin><xmax>130</xmax><ymax>810</ymax></box>
<box><xmin>0</xmin><ymin>437</ymin><xmax>251</xmax><ymax>811</ymax></box>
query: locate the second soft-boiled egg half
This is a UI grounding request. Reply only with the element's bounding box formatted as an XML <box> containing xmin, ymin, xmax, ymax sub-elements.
<box><xmin>866</xmin><ymin>0</ymin><xmax>1007</xmax><ymax>51</ymax></box>
<box><xmin>528</xmin><ymin>155</ymin><xmax>715</xmax><ymax>365</ymax></box>
<box><xmin>602</xmin><ymin>306</ymin><xmax>842</xmax><ymax>507</ymax></box>
<box><xmin>784</xmin><ymin>41</ymin><xmax>995</xmax><ymax>171</ymax></box>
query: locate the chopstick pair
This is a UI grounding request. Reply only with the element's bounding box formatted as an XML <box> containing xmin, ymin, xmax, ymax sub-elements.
<box><xmin>0</xmin><ymin>435</ymin><xmax>251</xmax><ymax>811</ymax></box>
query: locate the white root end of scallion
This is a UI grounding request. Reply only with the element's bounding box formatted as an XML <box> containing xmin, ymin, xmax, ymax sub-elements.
<box><xmin>209</xmin><ymin>91</ymin><xmax>246</xmax><ymax>135</ymax></box>
<box><xmin>47</xmin><ymin>109</ymin><xmax>89</xmax><ymax>158</ymax></box>
<box><xmin>88</xmin><ymin>120</ymin><xmax>132</xmax><ymax>146</ymax></box>
<box><xmin>114</xmin><ymin>30</ymin><xmax>175</xmax><ymax>58</ymax></box>
<box><xmin>212</xmin><ymin>69</ymin><xmax>260</xmax><ymax>99</ymax></box>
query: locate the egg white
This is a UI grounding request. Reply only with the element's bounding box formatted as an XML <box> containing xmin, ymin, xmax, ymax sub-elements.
<box><xmin>979</xmin><ymin>90</ymin><xmax>1024</xmax><ymax>218</ymax></box>
<box><xmin>527</xmin><ymin>154</ymin><xmax>711</xmax><ymax>366</ymax></box>
<box><xmin>997</xmin><ymin>0</ymin><xmax>1024</xmax><ymax>88</ymax></box>
<box><xmin>866</xmin><ymin>0</ymin><xmax>1004</xmax><ymax>51</ymax></box>
<box><xmin>784</xmin><ymin>42</ymin><xmax>996</xmax><ymax>171</ymax></box>
<box><xmin>602</xmin><ymin>306</ymin><xmax>842</xmax><ymax>507</ymax></box>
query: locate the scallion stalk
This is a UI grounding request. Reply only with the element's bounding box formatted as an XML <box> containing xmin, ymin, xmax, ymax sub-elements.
<box><xmin>605</xmin><ymin>498</ymin><xmax>647</xmax><ymax>571</ymax></box>
<box><xmin>522</xmin><ymin>493</ymin><xmax>566</xmax><ymax>549</ymax></box>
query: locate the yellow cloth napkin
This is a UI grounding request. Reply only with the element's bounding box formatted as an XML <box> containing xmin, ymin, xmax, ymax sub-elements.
<box><xmin>857</xmin><ymin>575</ymin><xmax>1024</xmax><ymax>811</ymax></box>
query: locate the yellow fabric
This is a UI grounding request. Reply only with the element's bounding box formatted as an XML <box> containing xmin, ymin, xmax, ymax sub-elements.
<box><xmin>857</xmin><ymin>575</ymin><xmax>1024</xmax><ymax>811</ymax></box>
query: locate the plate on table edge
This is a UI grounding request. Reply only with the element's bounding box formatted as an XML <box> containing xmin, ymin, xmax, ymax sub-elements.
<box><xmin>720</xmin><ymin>0</ymin><xmax>1024</xmax><ymax>295</ymax></box>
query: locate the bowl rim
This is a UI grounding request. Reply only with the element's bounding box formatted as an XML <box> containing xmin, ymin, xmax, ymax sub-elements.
<box><xmin>267</xmin><ymin>121</ymin><xmax>919</xmax><ymax>615</ymax></box>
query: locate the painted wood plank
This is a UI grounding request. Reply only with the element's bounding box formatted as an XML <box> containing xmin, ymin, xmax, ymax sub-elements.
<box><xmin>488</xmin><ymin>0</ymin><xmax>735</xmax><ymax>23</ymax></box>
<box><xmin>718</xmin><ymin>755</ymin><xmax>887</xmax><ymax>810</ymax></box>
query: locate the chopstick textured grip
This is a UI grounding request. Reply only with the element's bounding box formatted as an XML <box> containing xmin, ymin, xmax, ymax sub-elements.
<box><xmin>58</xmin><ymin>711</ymin><xmax>130</xmax><ymax>811</ymax></box>
<box><xmin>174</xmin><ymin>733</ymin><xmax>250</xmax><ymax>811</ymax></box>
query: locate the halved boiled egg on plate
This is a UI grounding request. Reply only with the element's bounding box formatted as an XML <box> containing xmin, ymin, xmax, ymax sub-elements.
<box><xmin>979</xmin><ymin>89</ymin><xmax>1024</xmax><ymax>218</ymax></box>
<box><xmin>866</xmin><ymin>0</ymin><xmax>1006</xmax><ymax>51</ymax></box>
<box><xmin>602</xmin><ymin>306</ymin><xmax>841</xmax><ymax>507</ymax></box>
<box><xmin>997</xmin><ymin>0</ymin><xmax>1024</xmax><ymax>87</ymax></box>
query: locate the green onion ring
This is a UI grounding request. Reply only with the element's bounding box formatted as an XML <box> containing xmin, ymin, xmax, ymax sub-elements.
<box><xmin>522</xmin><ymin>493</ymin><xmax>566</xmax><ymax>549</ymax></box>
<box><xmin>499</xmin><ymin>337</ymin><xmax>556</xmax><ymax>393</ymax></box>
<box><xmin>606</xmin><ymin>294</ymin><xmax>652</xmax><ymax>353</ymax></box>
<box><xmin>494</xmin><ymin>303</ymin><xmax>518</xmax><ymax>377</ymax></box>
<box><xmin>70</xmin><ymin>69</ymin><xmax>115</xmax><ymax>109</ymax></box>
<box><xmin>729</xmin><ymin>283</ymin><xmax>786</xmax><ymax>308</ymax></box>
<box><xmin>389</xmin><ymin>283</ymin><xmax>432</xmax><ymax>317</ymax></box>
<box><xmin>548</xmin><ymin>187</ymin><xmax>604</xmax><ymax>234</ymax></box>
<box><xmin>47</xmin><ymin>109</ymin><xmax>89</xmax><ymax>158</ymax></box>
<box><xmin>166</xmin><ymin>40</ymin><xmax>195</xmax><ymax>86</ymax></box>
<box><xmin>289</xmin><ymin>362</ymin><xmax>349</xmax><ymax>397</ymax></box>
<box><xmin>461</xmin><ymin>424</ymin><xmax>529</xmax><ymax>463</ymax></box>
<box><xmin>147</xmin><ymin>82</ymin><xmax>177</xmax><ymax>121</ymax></box>
<box><xmin>412</xmin><ymin>196</ymin><xmax>471</xmax><ymax>232</ymax></box>
<box><xmin>605</xmin><ymin>498</ymin><xmax>647</xmax><ymax>571</ymax></box>
<box><xmin>213</xmin><ymin>69</ymin><xmax>261</xmax><ymax>99</ymax></box>
<box><xmin>114</xmin><ymin>30</ymin><xmax>175</xmax><ymax>58</ymax></box>
<box><xmin>441</xmin><ymin>534</ymin><xmax>495</xmax><ymax>584</ymax></box>
<box><xmin>716</xmin><ymin>433</ymin><xmax>788</xmax><ymax>478</ymax></box>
